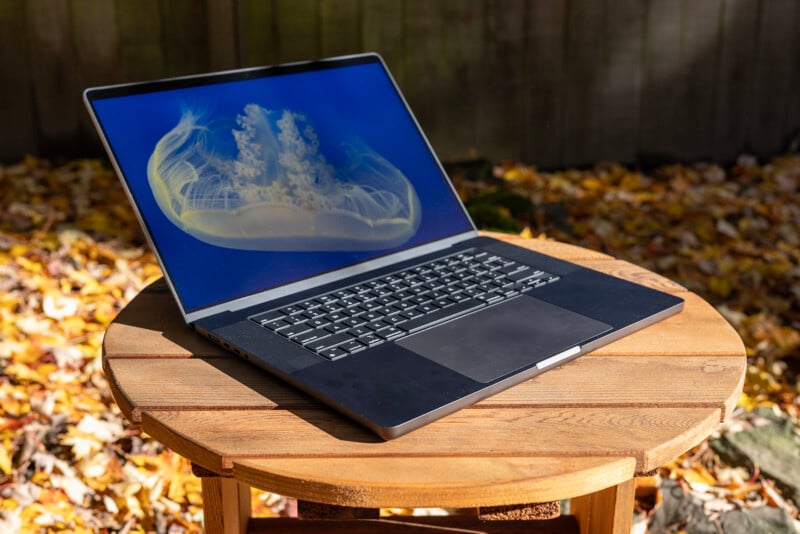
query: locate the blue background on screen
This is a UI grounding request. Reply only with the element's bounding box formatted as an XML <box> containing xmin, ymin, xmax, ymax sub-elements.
<box><xmin>91</xmin><ymin>61</ymin><xmax>473</xmax><ymax>313</ymax></box>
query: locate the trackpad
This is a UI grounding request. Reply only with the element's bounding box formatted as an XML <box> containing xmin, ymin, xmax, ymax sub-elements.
<box><xmin>397</xmin><ymin>296</ymin><xmax>611</xmax><ymax>383</ymax></box>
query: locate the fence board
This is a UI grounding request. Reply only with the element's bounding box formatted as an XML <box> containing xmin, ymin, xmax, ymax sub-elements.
<box><xmin>0</xmin><ymin>0</ymin><xmax>37</xmax><ymax>160</ymax></box>
<box><xmin>639</xmin><ymin>0</ymin><xmax>684</xmax><ymax>163</ymax></box>
<box><xmin>237</xmin><ymin>0</ymin><xmax>277</xmax><ymax>67</ymax></box>
<box><xmin>562</xmin><ymin>0</ymin><xmax>606</xmax><ymax>166</ymax></box>
<box><xmin>748</xmin><ymin>0</ymin><xmax>800</xmax><ymax>156</ymax></box>
<box><xmin>524</xmin><ymin>0</ymin><xmax>566</xmax><ymax>169</ymax></box>
<box><xmin>477</xmin><ymin>0</ymin><xmax>527</xmax><ymax>162</ymax></box>
<box><xmin>207</xmin><ymin>0</ymin><xmax>238</xmax><ymax>71</ymax></box>
<box><xmin>402</xmin><ymin>0</ymin><xmax>444</xmax><ymax>154</ymax></box>
<box><xmin>115</xmin><ymin>0</ymin><xmax>165</xmax><ymax>82</ymax></box>
<box><xmin>2</xmin><ymin>0</ymin><xmax>799</xmax><ymax>166</ymax></box>
<box><xmin>435</xmin><ymin>0</ymin><xmax>484</xmax><ymax>160</ymax></box>
<box><xmin>26</xmin><ymin>0</ymin><xmax>82</xmax><ymax>155</ymax></box>
<box><xmin>70</xmin><ymin>0</ymin><xmax>119</xmax><ymax>152</ymax></box>
<box><xmin>320</xmin><ymin>0</ymin><xmax>361</xmax><ymax>57</ymax></box>
<box><xmin>361</xmin><ymin>0</ymin><xmax>405</xmax><ymax>84</ymax></box>
<box><xmin>679</xmin><ymin>0</ymin><xmax>722</xmax><ymax>162</ymax></box>
<box><xmin>600</xmin><ymin>0</ymin><xmax>643</xmax><ymax>164</ymax></box>
<box><xmin>275</xmin><ymin>0</ymin><xmax>319</xmax><ymax>63</ymax></box>
<box><xmin>712</xmin><ymin>0</ymin><xmax>760</xmax><ymax>162</ymax></box>
<box><xmin>160</xmin><ymin>0</ymin><xmax>210</xmax><ymax>78</ymax></box>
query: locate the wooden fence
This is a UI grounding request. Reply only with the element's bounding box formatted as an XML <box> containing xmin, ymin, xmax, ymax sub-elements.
<box><xmin>1</xmin><ymin>0</ymin><xmax>799</xmax><ymax>167</ymax></box>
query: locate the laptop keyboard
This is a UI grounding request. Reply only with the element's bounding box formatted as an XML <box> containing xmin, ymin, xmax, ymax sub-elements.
<box><xmin>250</xmin><ymin>249</ymin><xmax>559</xmax><ymax>360</ymax></box>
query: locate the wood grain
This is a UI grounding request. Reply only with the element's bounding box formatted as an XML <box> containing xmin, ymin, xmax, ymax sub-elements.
<box><xmin>141</xmin><ymin>406</ymin><xmax>721</xmax><ymax>474</ymax></box>
<box><xmin>233</xmin><ymin>456</ymin><xmax>635</xmax><ymax>508</ymax></box>
<box><xmin>103</xmin><ymin>234</ymin><xmax>745</xmax><ymax>513</ymax></box>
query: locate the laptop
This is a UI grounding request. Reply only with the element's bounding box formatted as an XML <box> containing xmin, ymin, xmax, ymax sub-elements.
<box><xmin>85</xmin><ymin>53</ymin><xmax>683</xmax><ymax>439</ymax></box>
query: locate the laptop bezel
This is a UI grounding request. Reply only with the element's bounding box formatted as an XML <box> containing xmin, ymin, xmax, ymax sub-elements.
<box><xmin>84</xmin><ymin>52</ymin><xmax>478</xmax><ymax>323</ymax></box>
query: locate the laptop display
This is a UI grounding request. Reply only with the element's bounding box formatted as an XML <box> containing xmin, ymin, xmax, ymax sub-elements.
<box><xmin>86</xmin><ymin>53</ymin><xmax>684</xmax><ymax>439</ymax></box>
<box><xmin>88</xmin><ymin>58</ymin><xmax>473</xmax><ymax>314</ymax></box>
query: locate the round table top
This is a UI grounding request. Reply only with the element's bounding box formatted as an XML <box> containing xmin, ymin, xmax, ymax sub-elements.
<box><xmin>102</xmin><ymin>233</ymin><xmax>746</xmax><ymax>508</ymax></box>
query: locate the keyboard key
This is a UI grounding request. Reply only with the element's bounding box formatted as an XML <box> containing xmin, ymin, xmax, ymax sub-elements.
<box><xmin>416</xmin><ymin>303</ymin><xmax>439</xmax><ymax>314</ymax></box>
<box><xmin>254</xmin><ymin>310</ymin><xmax>285</xmax><ymax>324</ymax></box>
<box><xmin>262</xmin><ymin>318</ymin><xmax>289</xmax><ymax>331</ymax></box>
<box><xmin>318</xmin><ymin>346</ymin><xmax>347</xmax><ymax>360</ymax></box>
<box><xmin>319</xmin><ymin>303</ymin><xmax>342</xmax><ymax>313</ymax></box>
<box><xmin>324</xmin><ymin>322</ymin><xmax>350</xmax><ymax>334</ymax></box>
<box><xmin>342</xmin><ymin>316</ymin><xmax>366</xmax><ymax>328</ymax></box>
<box><xmin>311</xmin><ymin>332</ymin><xmax>355</xmax><ymax>351</ymax></box>
<box><xmin>315</xmin><ymin>294</ymin><xmax>338</xmax><ymax>304</ymax></box>
<box><xmin>301</xmin><ymin>308</ymin><xmax>326</xmax><ymax>319</ymax></box>
<box><xmin>280</xmin><ymin>322</ymin><xmax>313</xmax><ymax>338</ymax></box>
<box><xmin>339</xmin><ymin>339</ymin><xmax>367</xmax><ymax>354</ymax></box>
<box><xmin>375</xmin><ymin>326</ymin><xmax>404</xmax><ymax>340</ymax></box>
<box><xmin>357</xmin><ymin>333</ymin><xmax>383</xmax><ymax>346</ymax></box>
<box><xmin>400</xmin><ymin>309</ymin><xmax>424</xmax><ymax>320</ymax></box>
<box><xmin>279</xmin><ymin>305</ymin><xmax>304</xmax><ymax>315</ymax></box>
<box><xmin>306</xmin><ymin>317</ymin><xmax>330</xmax><ymax>329</ymax></box>
<box><xmin>400</xmin><ymin>298</ymin><xmax>485</xmax><ymax>334</ymax></box>
<box><xmin>365</xmin><ymin>319</ymin><xmax>390</xmax><ymax>331</ymax></box>
<box><xmin>349</xmin><ymin>325</ymin><xmax>372</xmax><ymax>337</ymax></box>
<box><xmin>507</xmin><ymin>269</ymin><xmax>545</xmax><ymax>283</ymax></box>
<box><xmin>383</xmin><ymin>315</ymin><xmax>407</xmax><ymax>326</ymax></box>
<box><xmin>296</xmin><ymin>328</ymin><xmax>332</xmax><ymax>346</ymax></box>
<box><xmin>340</xmin><ymin>297</ymin><xmax>360</xmax><ymax>308</ymax></box>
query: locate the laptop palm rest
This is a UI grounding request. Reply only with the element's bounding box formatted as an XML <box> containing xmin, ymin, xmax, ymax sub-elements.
<box><xmin>397</xmin><ymin>296</ymin><xmax>612</xmax><ymax>384</ymax></box>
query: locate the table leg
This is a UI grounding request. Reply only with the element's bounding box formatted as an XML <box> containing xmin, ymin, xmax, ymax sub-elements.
<box><xmin>570</xmin><ymin>478</ymin><xmax>634</xmax><ymax>534</ymax></box>
<box><xmin>200</xmin><ymin>476</ymin><xmax>252</xmax><ymax>534</ymax></box>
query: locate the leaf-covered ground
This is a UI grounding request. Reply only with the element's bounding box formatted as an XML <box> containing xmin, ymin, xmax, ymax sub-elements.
<box><xmin>1</xmin><ymin>154</ymin><xmax>798</xmax><ymax>532</ymax></box>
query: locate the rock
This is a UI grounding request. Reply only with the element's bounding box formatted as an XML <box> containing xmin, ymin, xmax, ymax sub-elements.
<box><xmin>710</xmin><ymin>409</ymin><xmax>800</xmax><ymax>499</ymax></box>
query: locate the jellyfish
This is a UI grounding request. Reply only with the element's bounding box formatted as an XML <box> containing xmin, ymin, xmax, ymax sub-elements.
<box><xmin>147</xmin><ymin>104</ymin><xmax>421</xmax><ymax>251</ymax></box>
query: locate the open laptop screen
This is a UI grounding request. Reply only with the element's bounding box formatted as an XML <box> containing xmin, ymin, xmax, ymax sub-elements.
<box><xmin>87</xmin><ymin>55</ymin><xmax>474</xmax><ymax>315</ymax></box>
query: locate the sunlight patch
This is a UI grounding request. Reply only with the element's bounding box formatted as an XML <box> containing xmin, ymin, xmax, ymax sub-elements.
<box><xmin>147</xmin><ymin>104</ymin><xmax>421</xmax><ymax>251</ymax></box>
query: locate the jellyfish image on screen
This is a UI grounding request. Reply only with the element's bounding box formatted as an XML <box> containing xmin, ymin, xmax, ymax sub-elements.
<box><xmin>146</xmin><ymin>103</ymin><xmax>421</xmax><ymax>251</ymax></box>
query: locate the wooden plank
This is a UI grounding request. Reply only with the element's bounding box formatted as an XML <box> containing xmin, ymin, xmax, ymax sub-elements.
<box><xmin>115</xmin><ymin>0</ymin><xmax>165</xmax><ymax>81</ymax></box>
<box><xmin>561</xmin><ymin>0</ymin><xmax>606</xmax><ymax>166</ymax></box>
<box><xmin>680</xmin><ymin>0</ymin><xmax>723</xmax><ymax>162</ymax></box>
<box><xmin>104</xmin><ymin>353</ymin><xmax>743</xmax><ymax>424</ymax></box>
<box><xmin>361</xmin><ymin>0</ymin><xmax>404</xmax><ymax>83</ymax></box>
<box><xmin>207</xmin><ymin>0</ymin><xmax>238</xmax><ymax>70</ymax></box>
<box><xmin>320</xmin><ymin>0</ymin><xmax>361</xmax><ymax>57</ymax></box>
<box><xmin>712</xmin><ymin>0</ymin><xmax>759</xmax><ymax>163</ymax></box>
<box><xmin>476</xmin><ymin>0</ymin><xmax>527</xmax><ymax>161</ymax></box>
<box><xmin>142</xmin><ymin>406</ymin><xmax>721</xmax><ymax>473</ymax></box>
<box><xmin>25</xmin><ymin>0</ymin><xmax>82</xmax><ymax>156</ymax></box>
<box><xmin>524</xmin><ymin>0</ymin><xmax>567</xmax><ymax>168</ymax></box>
<box><xmin>103</xmin><ymin>290</ymin><xmax>224</xmax><ymax>358</ymax></box>
<box><xmin>599</xmin><ymin>0</ymin><xmax>644</xmax><ymax>164</ymax></box>
<box><xmin>247</xmin><ymin>515</ymin><xmax>580</xmax><ymax>533</ymax></box>
<box><xmin>275</xmin><ymin>0</ymin><xmax>319</xmax><ymax>63</ymax></box>
<box><xmin>233</xmin><ymin>456</ymin><xmax>635</xmax><ymax>508</ymax></box>
<box><xmin>436</xmin><ymin>0</ymin><xmax>484</xmax><ymax>161</ymax></box>
<box><xmin>160</xmin><ymin>0</ymin><xmax>210</xmax><ymax>77</ymax></box>
<box><xmin>237</xmin><ymin>0</ymin><xmax>278</xmax><ymax>67</ymax></box>
<box><xmin>571</xmin><ymin>478</ymin><xmax>635</xmax><ymax>534</ymax></box>
<box><xmin>70</xmin><ymin>0</ymin><xmax>119</xmax><ymax>154</ymax></box>
<box><xmin>587</xmin><ymin>292</ymin><xmax>745</xmax><ymax>357</ymax></box>
<box><xmin>0</xmin><ymin>0</ymin><xmax>38</xmax><ymax>161</ymax></box>
<box><xmin>748</xmin><ymin>0</ymin><xmax>800</xmax><ymax>156</ymax></box>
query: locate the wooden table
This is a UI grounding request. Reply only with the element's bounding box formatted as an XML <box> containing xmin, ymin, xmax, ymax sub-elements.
<box><xmin>103</xmin><ymin>233</ymin><xmax>746</xmax><ymax>534</ymax></box>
